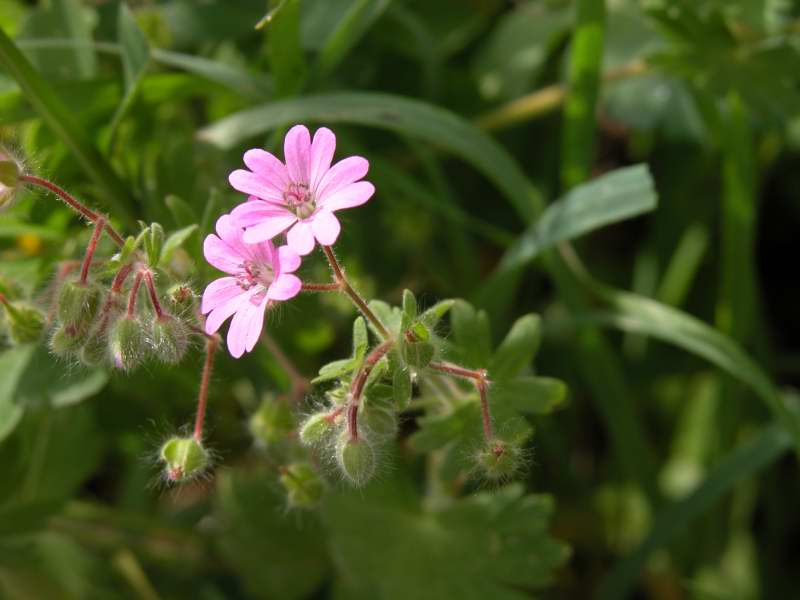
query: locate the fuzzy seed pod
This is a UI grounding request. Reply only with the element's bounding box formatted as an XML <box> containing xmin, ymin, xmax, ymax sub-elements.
<box><xmin>280</xmin><ymin>462</ymin><xmax>324</xmax><ymax>508</ymax></box>
<box><xmin>0</xmin><ymin>152</ymin><xmax>21</xmax><ymax>211</ymax></box>
<box><xmin>108</xmin><ymin>316</ymin><xmax>148</xmax><ymax>371</ymax></box>
<box><xmin>57</xmin><ymin>280</ymin><xmax>101</xmax><ymax>332</ymax></box>
<box><xmin>150</xmin><ymin>315</ymin><xmax>189</xmax><ymax>364</ymax></box>
<box><xmin>336</xmin><ymin>434</ymin><xmax>376</xmax><ymax>487</ymax></box>
<box><xmin>50</xmin><ymin>323</ymin><xmax>86</xmax><ymax>355</ymax></box>
<box><xmin>476</xmin><ymin>439</ymin><xmax>523</xmax><ymax>481</ymax></box>
<box><xmin>1</xmin><ymin>301</ymin><xmax>45</xmax><ymax>344</ymax></box>
<box><xmin>166</xmin><ymin>283</ymin><xmax>197</xmax><ymax>315</ymax></box>
<box><xmin>299</xmin><ymin>412</ymin><xmax>336</xmax><ymax>446</ymax></box>
<box><xmin>159</xmin><ymin>436</ymin><xmax>209</xmax><ymax>482</ymax></box>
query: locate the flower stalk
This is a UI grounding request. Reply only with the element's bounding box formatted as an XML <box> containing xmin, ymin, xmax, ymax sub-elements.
<box><xmin>194</xmin><ymin>335</ymin><xmax>219</xmax><ymax>442</ymax></box>
<box><xmin>79</xmin><ymin>217</ymin><xmax>106</xmax><ymax>285</ymax></box>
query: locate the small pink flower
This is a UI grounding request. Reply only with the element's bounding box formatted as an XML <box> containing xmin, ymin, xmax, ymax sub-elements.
<box><xmin>228</xmin><ymin>124</ymin><xmax>374</xmax><ymax>255</ymax></box>
<box><xmin>201</xmin><ymin>214</ymin><xmax>302</xmax><ymax>358</ymax></box>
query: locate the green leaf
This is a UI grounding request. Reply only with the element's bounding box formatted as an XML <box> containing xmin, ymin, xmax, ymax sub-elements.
<box><xmin>409</xmin><ymin>402</ymin><xmax>479</xmax><ymax>452</ymax></box>
<box><xmin>0</xmin><ymin>345</ymin><xmax>35</xmax><ymax>443</ymax></box>
<box><xmin>392</xmin><ymin>366</ymin><xmax>412</xmax><ymax>410</ymax></box>
<box><xmin>367</xmin><ymin>300</ymin><xmax>402</xmax><ymax>336</ymax></box>
<box><xmin>198</xmin><ymin>92</ymin><xmax>543</xmax><ymax>220</ymax></box>
<box><xmin>159</xmin><ymin>224</ymin><xmax>198</xmax><ymax>267</ymax></box>
<box><xmin>599</xmin><ymin>423</ymin><xmax>792</xmax><ymax>600</ymax></box>
<box><xmin>313</xmin><ymin>358</ymin><xmax>357</xmax><ymax>384</ymax></box>
<box><xmin>352</xmin><ymin>317</ymin><xmax>368</xmax><ymax>363</ymax></box>
<box><xmin>450</xmin><ymin>300</ymin><xmax>492</xmax><ymax>368</ymax></box>
<box><xmin>317</xmin><ymin>0</ymin><xmax>391</xmax><ymax>76</ymax></box>
<box><xmin>108</xmin><ymin>4</ymin><xmax>150</xmax><ymax>139</ymax></box>
<box><xmin>52</xmin><ymin>0</ymin><xmax>97</xmax><ymax>79</ymax></box>
<box><xmin>0</xmin><ymin>28</ymin><xmax>136</xmax><ymax>223</ymax></box>
<box><xmin>268</xmin><ymin>0</ymin><xmax>306</xmax><ymax>97</ymax></box>
<box><xmin>401</xmin><ymin>289</ymin><xmax>417</xmax><ymax>331</ymax></box>
<box><xmin>323</xmin><ymin>475</ymin><xmax>569</xmax><ymax>600</ymax></box>
<box><xmin>488</xmin><ymin>314</ymin><xmax>541</xmax><ymax>381</ymax></box>
<box><xmin>164</xmin><ymin>194</ymin><xmax>197</xmax><ymax>228</ymax></box>
<box><xmin>489</xmin><ymin>376</ymin><xmax>567</xmax><ymax>415</ymax></box>
<box><xmin>419</xmin><ymin>299</ymin><xmax>455</xmax><ymax>330</ymax></box>
<box><xmin>495</xmin><ymin>165</ymin><xmax>657</xmax><ymax>275</ymax></box>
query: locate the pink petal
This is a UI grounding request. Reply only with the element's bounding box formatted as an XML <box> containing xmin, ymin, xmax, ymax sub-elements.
<box><xmin>201</xmin><ymin>277</ymin><xmax>242</xmax><ymax>313</ymax></box>
<box><xmin>309</xmin><ymin>127</ymin><xmax>335</xmax><ymax>190</ymax></box>
<box><xmin>286</xmin><ymin>220</ymin><xmax>315</xmax><ymax>256</ymax></box>
<box><xmin>241</xmin><ymin>214</ymin><xmax>298</xmax><ymax>244</ymax></box>
<box><xmin>268</xmin><ymin>273</ymin><xmax>302</xmax><ymax>301</ymax></box>
<box><xmin>205</xmin><ymin>292</ymin><xmax>246</xmax><ymax>335</ymax></box>
<box><xmin>311</xmin><ymin>210</ymin><xmax>341</xmax><ymax>246</ymax></box>
<box><xmin>243</xmin><ymin>148</ymin><xmax>289</xmax><ymax>190</ymax></box>
<box><xmin>319</xmin><ymin>181</ymin><xmax>375</xmax><ymax>212</ymax></box>
<box><xmin>226</xmin><ymin>293</ymin><xmax>268</xmax><ymax>357</ymax></box>
<box><xmin>277</xmin><ymin>245</ymin><xmax>301</xmax><ymax>273</ymax></box>
<box><xmin>229</xmin><ymin>170</ymin><xmax>284</xmax><ymax>204</ymax></box>
<box><xmin>232</xmin><ymin>200</ymin><xmax>293</xmax><ymax>227</ymax></box>
<box><xmin>316</xmin><ymin>156</ymin><xmax>369</xmax><ymax>198</ymax></box>
<box><xmin>203</xmin><ymin>234</ymin><xmax>241</xmax><ymax>274</ymax></box>
<box><xmin>284</xmin><ymin>125</ymin><xmax>311</xmax><ymax>185</ymax></box>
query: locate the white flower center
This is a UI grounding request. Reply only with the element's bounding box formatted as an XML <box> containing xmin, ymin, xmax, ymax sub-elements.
<box><xmin>283</xmin><ymin>182</ymin><xmax>315</xmax><ymax>219</ymax></box>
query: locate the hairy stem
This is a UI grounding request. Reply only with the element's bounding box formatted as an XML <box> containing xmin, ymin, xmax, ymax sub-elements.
<box><xmin>79</xmin><ymin>217</ymin><xmax>106</xmax><ymax>285</ymax></box>
<box><xmin>19</xmin><ymin>174</ymin><xmax>125</xmax><ymax>247</ymax></box>
<box><xmin>301</xmin><ymin>282</ymin><xmax>341</xmax><ymax>292</ymax></box>
<box><xmin>141</xmin><ymin>270</ymin><xmax>164</xmax><ymax>319</ymax></box>
<box><xmin>322</xmin><ymin>245</ymin><xmax>391</xmax><ymax>339</ymax></box>
<box><xmin>347</xmin><ymin>339</ymin><xmax>395</xmax><ymax>440</ymax></box>
<box><xmin>127</xmin><ymin>272</ymin><xmax>143</xmax><ymax>318</ymax></box>
<box><xmin>193</xmin><ymin>336</ymin><xmax>219</xmax><ymax>441</ymax></box>
<box><xmin>428</xmin><ymin>361</ymin><xmax>494</xmax><ymax>440</ymax></box>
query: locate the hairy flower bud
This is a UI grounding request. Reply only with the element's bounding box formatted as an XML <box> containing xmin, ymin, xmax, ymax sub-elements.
<box><xmin>1</xmin><ymin>300</ymin><xmax>45</xmax><ymax>344</ymax></box>
<box><xmin>50</xmin><ymin>323</ymin><xmax>85</xmax><ymax>355</ymax></box>
<box><xmin>280</xmin><ymin>462</ymin><xmax>324</xmax><ymax>508</ymax></box>
<box><xmin>299</xmin><ymin>411</ymin><xmax>336</xmax><ymax>446</ymax></box>
<box><xmin>336</xmin><ymin>434</ymin><xmax>376</xmax><ymax>487</ymax></box>
<box><xmin>166</xmin><ymin>282</ymin><xmax>197</xmax><ymax>315</ymax></box>
<box><xmin>57</xmin><ymin>280</ymin><xmax>100</xmax><ymax>332</ymax></box>
<box><xmin>249</xmin><ymin>395</ymin><xmax>295</xmax><ymax>446</ymax></box>
<box><xmin>151</xmin><ymin>315</ymin><xmax>189</xmax><ymax>364</ymax></box>
<box><xmin>0</xmin><ymin>151</ymin><xmax>21</xmax><ymax>211</ymax></box>
<box><xmin>108</xmin><ymin>316</ymin><xmax>148</xmax><ymax>371</ymax></box>
<box><xmin>476</xmin><ymin>439</ymin><xmax>523</xmax><ymax>481</ymax></box>
<box><xmin>159</xmin><ymin>436</ymin><xmax>209</xmax><ymax>482</ymax></box>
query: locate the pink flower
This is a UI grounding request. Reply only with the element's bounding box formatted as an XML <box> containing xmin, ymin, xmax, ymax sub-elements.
<box><xmin>228</xmin><ymin>124</ymin><xmax>374</xmax><ymax>255</ymax></box>
<box><xmin>201</xmin><ymin>214</ymin><xmax>302</xmax><ymax>358</ymax></box>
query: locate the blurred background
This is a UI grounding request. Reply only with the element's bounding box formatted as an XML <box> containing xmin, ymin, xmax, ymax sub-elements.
<box><xmin>2</xmin><ymin>0</ymin><xmax>800</xmax><ymax>598</ymax></box>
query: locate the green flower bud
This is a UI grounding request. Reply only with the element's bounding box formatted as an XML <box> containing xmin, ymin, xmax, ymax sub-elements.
<box><xmin>476</xmin><ymin>439</ymin><xmax>523</xmax><ymax>481</ymax></box>
<box><xmin>280</xmin><ymin>462</ymin><xmax>324</xmax><ymax>508</ymax></box>
<box><xmin>159</xmin><ymin>436</ymin><xmax>209</xmax><ymax>482</ymax></box>
<box><xmin>80</xmin><ymin>329</ymin><xmax>108</xmax><ymax>366</ymax></box>
<box><xmin>299</xmin><ymin>412</ymin><xmax>336</xmax><ymax>446</ymax></box>
<box><xmin>401</xmin><ymin>339</ymin><xmax>434</xmax><ymax>369</ymax></box>
<box><xmin>151</xmin><ymin>315</ymin><xmax>189</xmax><ymax>364</ymax></box>
<box><xmin>1</xmin><ymin>301</ymin><xmax>45</xmax><ymax>344</ymax></box>
<box><xmin>249</xmin><ymin>395</ymin><xmax>295</xmax><ymax>446</ymax></box>
<box><xmin>166</xmin><ymin>283</ymin><xmax>197</xmax><ymax>315</ymax></box>
<box><xmin>108</xmin><ymin>316</ymin><xmax>148</xmax><ymax>371</ymax></box>
<box><xmin>336</xmin><ymin>434</ymin><xmax>376</xmax><ymax>487</ymax></box>
<box><xmin>50</xmin><ymin>323</ymin><xmax>85</xmax><ymax>355</ymax></box>
<box><xmin>0</xmin><ymin>152</ymin><xmax>21</xmax><ymax>211</ymax></box>
<box><xmin>57</xmin><ymin>280</ymin><xmax>100</xmax><ymax>332</ymax></box>
<box><xmin>360</xmin><ymin>404</ymin><xmax>398</xmax><ymax>441</ymax></box>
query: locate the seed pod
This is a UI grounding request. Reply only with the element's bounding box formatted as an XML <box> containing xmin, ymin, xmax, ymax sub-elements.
<box><xmin>336</xmin><ymin>434</ymin><xmax>376</xmax><ymax>487</ymax></box>
<box><xmin>166</xmin><ymin>283</ymin><xmax>197</xmax><ymax>315</ymax></box>
<box><xmin>50</xmin><ymin>323</ymin><xmax>86</xmax><ymax>355</ymax></box>
<box><xmin>475</xmin><ymin>439</ymin><xmax>523</xmax><ymax>482</ymax></box>
<box><xmin>299</xmin><ymin>411</ymin><xmax>336</xmax><ymax>446</ymax></box>
<box><xmin>249</xmin><ymin>395</ymin><xmax>295</xmax><ymax>446</ymax></box>
<box><xmin>108</xmin><ymin>316</ymin><xmax>148</xmax><ymax>371</ymax></box>
<box><xmin>0</xmin><ymin>152</ymin><xmax>21</xmax><ymax>211</ymax></box>
<box><xmin>1</xmin><ymin>301</ymin><xmax>44</xmax><ymax>344</ymax></box>
<box><xmin>159</xmin><ymin>436</ymin><xmax>209</xmax><ymax>482</ymax></box>
<box><xmin>151</xmin><ymin>315</ymin><xmax>189</xmax><ymax>364</ymax></box>
<box><xmin>280</xmin><ymin>462</ymin><xmax>324</xmax><ymax>508</ymax></box>
<box><xmin>57</xmin><ymin>280</ymin><xmax>100</xmax><ymax>332</ymax></box>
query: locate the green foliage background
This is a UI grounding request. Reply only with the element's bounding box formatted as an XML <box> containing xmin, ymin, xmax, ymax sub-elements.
<box><xmin>2</xmin><ymin>0</ymin><xmax>800</xmax><ymax>598</ymax></box>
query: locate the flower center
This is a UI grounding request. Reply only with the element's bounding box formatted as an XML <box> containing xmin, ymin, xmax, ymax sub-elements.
<box><xmin>283</xmin><ymin>182</ymin><xmax>315</xmax><ymax>219</ymax></box>
<box><xmin>236</xmin><ymin>260</ymin><xmax>274</xmax><ymax>291</ymax></box>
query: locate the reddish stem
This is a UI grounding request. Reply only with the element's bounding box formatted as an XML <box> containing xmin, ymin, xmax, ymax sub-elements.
<box><xmin>79</xmin><ymin>218</ymin><xmax>106</xmax><ymax>285</ymax></box>
<box><xmin>127</xmin><ymin>272</ymin><xmax>143</xmax><ymax>318</ymax></box>
<box><xmin>477</xmin><ymin>379</ymin><xmax>493</xmax><ymax>440</ymax></box>
<box><xmin>301</xmin><ymin>282</ymin><xmax>341</xmax><ymax>292</ymax></box>
<box><xmin>428</xmin><ymin>361</ymin><xmax>494</xmax><ymax>441</ymax></box>
<box><xmin>428</xmin><ymin>361</ymin><xmax>487</xmax><ymax>382</ymax></box>
<box><xmin>194</xmin><ymin>336</ymin><xmax>219</xmax><ymax>441</ymax></box>
<box><xmin>110</xmin><ymin>264</ymin><xmax>134</xmax><ymax>293</ymax></box>
<box><xmin>141</xmin><ymin>270</ymin><xmax>164</xmax><ymax>319</ymax></box>
<box><xmin>19</xmin><ymin>174</ymin><xmax>125</xmax><ymax>247</ymax></box>
<box><xmin>347</xmin><ymin>339</ymin><xmax>395</xmax><ymax>440</ymax></box>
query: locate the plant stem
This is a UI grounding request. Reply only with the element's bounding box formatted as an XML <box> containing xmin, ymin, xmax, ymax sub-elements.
<box><xmin>347</xmin><ymin>339</ymin><xmax>394</xmax><ymax>440</ymax></box>
<box><xmin>262</xmin><ymin>332</ymin><xmax>309</xmax><ymax>401</ymax></box>
<box><xmin>19</xmin><ymin>174</ymin><xmax>126</xmax><ymax>247</ymax></box>
<box><xmin>322</xmin><ymin>245</ymin><xmax>391</xmax><ymax>339</ymax></box>
<box><xmin>428</xmin><ymin>361</ymin><xmax>494</xmax><ymax>440</ymax></box>
<box><xmin>141</xmin><ymin>270</ymin><xmax>164</xmax><ymax>319</ymax></box>
<box><xmin>428</xmin><ymin>361</ymin><xmax>487</xmax><ymax>382</ymax></box>
<box><xmin>127</xmin><ymin>272</ymin><xmax>143</xmax><ymax>318</ymax></box>
<box><xmin>301</xmin><ymin>282</ymin><xmax>341</xmax><ymax>292</ymax></box>
<box><xmin>193</xmin><ymin>336</ymin><xmax>218</xmax><ymax>441</ymax></box>
<box><xmin>79</xmin><ymin>217</ymin><xmax>106</xmax><ymax>284</ymax></box>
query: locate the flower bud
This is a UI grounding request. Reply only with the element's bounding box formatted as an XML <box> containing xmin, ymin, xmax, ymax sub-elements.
<box><xmin>0</xmin><ymin>152</ymin><xmax>21</xmax><ymax>211</ymax></box>
<box><xmin>401</xmin><ymin>339</ymin><xmax>434</xmax><ymax>369</ymax></box>
<box><xmin>336</xmin><ymin>434</ymin><xmax>376</xmax><ymax>487</ymax></box>
<box><xmin>159</xmin><ymin>436</ymin><xmax>209</xmax><ymax>482</ymax></box>
<box><xmin>249</xmin><ymin>395</ymin><xmax>295</xmax><ymax>446</ymax></box>
<box><xmin>151</xmin><ymin>315</ymin><xmax>189</xmax><ymax>364</ymax></box>
<box><xmin>166</xmin><ymin>283</ymin><xmax>197</xmax><ymax>315</ymax></box>
<box><xmin>57</xmin><ymin>280</ymin><xmax>100</xmax><ymax>332</ymax></box>
<box><xmin>475</xmin><ymin>439</ymin><xmax>523</xmax><ymax>481</ymax></box>
<box><xmin>108</xmin><ymin>316</ymin><xmax>148</xmax><ymax>371</ymax></box>
<box><xmin>280</xmin><ymin>462</ymin><xmax>324</xmax><ymax>508</ymax></box>
<box><xmin>1</xmin><ymin>300</ymin><xmax>45</xmax><ymax>344</ymax></box>
<box><xmin>50</xmin><ymin>323</ymin><xmax>85</xmax><ymax>355</ymax></box>
<box><xmin>299</xmin><ymin>411</ymin><xmax>336</xmax><ymax>446</ymax></box>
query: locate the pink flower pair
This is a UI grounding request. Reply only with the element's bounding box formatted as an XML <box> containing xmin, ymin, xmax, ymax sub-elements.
<box><xmin>201</xmin><ymin>125</ymin><xmax>374</xmax><ymax>357</ymax></box>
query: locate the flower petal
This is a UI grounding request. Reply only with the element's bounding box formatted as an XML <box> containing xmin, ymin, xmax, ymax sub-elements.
<box><xmin>316</xmin><ymin>156</ymin><xmax>369</xmax><ymax>199</ymax></box>
<box><xmin>311</xmin><ymin>210</ymin><xmax>341</xmax><ymax>246</ymax></box>
<box><xmin>286</xmin><ymin>220</ymin><xmax>316</xmax><ymax>255</ymax></box>
<box><xmin>205</xmin><ymin>292</ymin><xmax>246</xmax><ymax>335</ymax></box>
<box><xmin>241</xmin><ymin>214</ymin><xmax>297</xmax><ymax>245</ymax></box>
<box><xmin>226</xmin><ymin>292</ymin><xmax>268</xmax><ymax>357</ymax></box>
<box><xmin>229</xmin><ymin>169</ymin><xmax>285</xmax><ymax>203</ymax></box>
<box><xmin>284</xmin><ymin>124</ymin><xmax>311</xmax><ymax>185</ymax></box>
<box><xmin>203</xmin><ymin>234</ymin><xmax>240</xmax><ymax>274</ymax></box>
<box><xmin>201</xmin><ymin>277</ymin><xmax>241</xmax><ymax>314</ymax></box>
<box><xmin>309</xmin><ymin>127</ymin><xmax>336</xmax><ymax>190</ymax></box>
<box><xmin>268</xmin><ymin>273</ymin><xmax>302</xmax><ymax>301</ymax></box>
<box><xmin>277</xmin><ymin>245</ymin><xmax>301</xmax><ymax>273</ymax></box>
<box><xmin>243</xmin><ymin>148</ymin><xmax>289</xmax><ymax>190</ymax></box>
<box><xmin>232</xmin><ymin>199</ymin><xmax>294</xmax><ymax>228</ymax></box>
<box><xmin>319</xmin><ymin>181</ymin><xmax>375</xmax><ymax>212</ymax></box>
